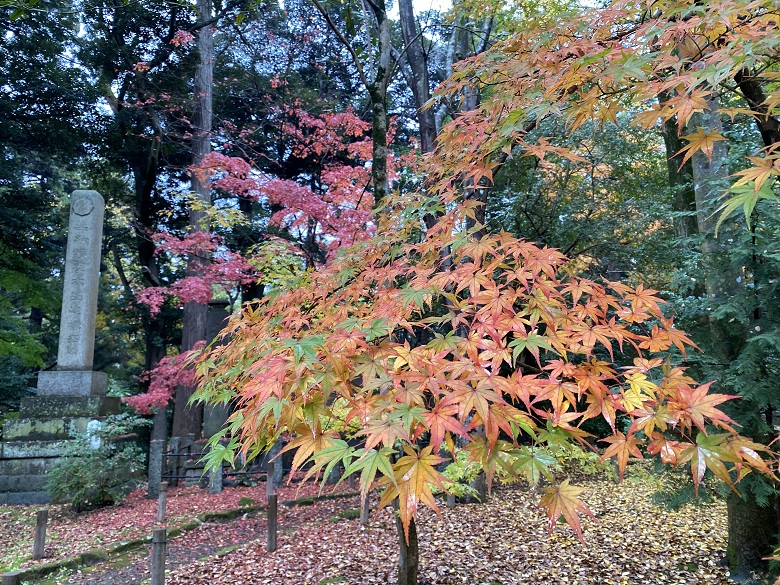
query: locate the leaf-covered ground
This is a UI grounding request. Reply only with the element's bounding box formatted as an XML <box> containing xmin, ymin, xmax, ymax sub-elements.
<box><xmin>169</xmin><ymin>477</ymin><xmax>737</xmax><ymax>585</ymax></box>
<box><xmin>0</xmin><ymin>475</ymin><xmax>741</xmax><ymax>584</ymax></box>
<box><xmin>0</xmin><ymin>478</ymin><xmax>352</xmax><ymax>574</ymax></box>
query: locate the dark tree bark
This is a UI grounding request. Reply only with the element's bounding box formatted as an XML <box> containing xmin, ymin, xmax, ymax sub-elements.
<box><xmin>735</xmin><ymin>69</ymin><xmax>780</xmax><ymax>148</ymax></box>
<box><xmin>172</xmin><ymin>0</ymin><xmax>213</xmax><ymax>439</ymax></box>
<box><xmin>727</xmin><ymin>494</ymin><xmax>779</xmax><ymax>582</ymax></box>
<box><xmin>659</xmin><ymin>94</ymin><xmax>697</xmax><ymax>238</ymax></box>
<box><xmin>395</xmin><ymin>511</ymin><xmax>419</xmax><ymax>585</ymax></box>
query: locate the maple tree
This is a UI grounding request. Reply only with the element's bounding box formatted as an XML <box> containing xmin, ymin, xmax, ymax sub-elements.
<box><xmin>189</xmin><ymin>3</ymin><xmax>780</xmax><ymax>582</ymax></box>
<box><xmin>195</xmin><ymin>193</ymin><xmax>774</xmax><ymax>583</ymax></box>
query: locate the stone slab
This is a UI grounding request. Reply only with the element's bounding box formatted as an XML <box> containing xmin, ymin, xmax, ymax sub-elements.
<box><xmin>0</xmin><ymin>474</ymin><xmax>49</xmax><ymax>492</ymax></box>
<box><xmin>0</xmin><ymin>440</ymin><xmax>71</xmax><ymax>459</ymax></box>
<box><xmin>0</xmin><ymin>491</ymin><xmax>51</xmax><ymax>505</ymax></box>
<box><xmin>3</xmin><ymin>417</ymin><xmax>96</xmax><ymax>441</ymax></box>
<box><xmin>20</xmin><ymin>395</ymin><xmax>120</xmax><ymax>418</ymax></box>
<box><xmin>0</xmin><ymin>457</ymin><xmax>58</xmax><ymax>476</ymax></box>
<box><xmin>203</xmin><ymin>403</ymin><xmax>230</xmax><ymax>439</ymax></box>
<box><xmin>36</xmin><ymin>370</ymin><xmax>107</xmax><ymax>397</ymax></box>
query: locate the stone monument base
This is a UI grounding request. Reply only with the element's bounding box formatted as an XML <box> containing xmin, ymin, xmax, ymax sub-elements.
<box><xmin>0</xmin><ymin>394</ymin><xmax>120</xmax><ymax>504</ymax></box>
<box><xmin>36</xmin><ymin>371</ymin><xmax>108</xmax><ymax>396</ymax></box>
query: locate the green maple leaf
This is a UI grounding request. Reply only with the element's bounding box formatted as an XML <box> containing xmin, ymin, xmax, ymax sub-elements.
<box><xmin>510</xmin><ymin>446</ymin><xmax>556</xmax><ymax>486</ymax></box>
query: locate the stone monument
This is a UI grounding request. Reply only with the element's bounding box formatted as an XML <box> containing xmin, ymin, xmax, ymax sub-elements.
<box><xmin>37</xmin><ymin>190</ymin><xmax>107</xmax><ymax>396</ymax></box>
<box><xmin>0</xmin><ymin>190</ymin><xmax>120</xmax><ymax>504</ymax></box>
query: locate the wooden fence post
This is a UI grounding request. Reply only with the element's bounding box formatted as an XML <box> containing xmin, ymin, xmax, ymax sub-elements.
<box><xmin>266</xmin><ymin>460</ymin><xmax>275</xmax><ymax>496</ymax></box>
<box><xmin>32</xmin><ymin>509</ymin><xmax>48</xmax><ymax>560</ymax></box>
<box><xmin>157</xmin><ymin>482</ymin><xmax>169</xmax><ymax>524</ymax></box>
<box><xmin>150</xmin><ymin>527</ymin><xmax>167</xmax><ymax>585</ymax></box>
<box><xmin>167</xmin><ymin>437</ymin><xmax>180</xmax><ymax>487</ymax></box>
<box><xmin>2</xmin><ymin>571</ymin><xmax>21</xmax><ymax>585</ymax></box>
<box><xmin>360</xmin><ymin>495</ymin><xmax>370</xmax><ymax>526</ymax></box>
<box><xmin>266</xmin><ymin>494</ymin><xmax>278</xmax><ymax>552</ymax></box>
<box><xmin>148</xmin><ymin>439</ymin><xmax>164</xmax><ymax>498</ymax></box>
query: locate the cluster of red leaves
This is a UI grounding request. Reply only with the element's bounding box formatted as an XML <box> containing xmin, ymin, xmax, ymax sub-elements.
<box><xmin>197</xmin><ymin>108</ymin><xmax>379</xmax><ymax>258</ymax></box>
<box><xmin>169</xmin><ymin>30</ymin><xmax>195</xmax><ymax>48</ymax></box>
<box><xmin>125</xmin><ymin>348</ymin><xmax>198</xmax><ymax>414</ymax></box>
<box><xmin>135</xmin><ymin>232</ymin><xmax>256</xmax><ymax>316</ymax></box>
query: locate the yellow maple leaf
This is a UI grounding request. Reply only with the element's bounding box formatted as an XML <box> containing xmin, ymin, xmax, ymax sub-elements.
<box><xmin>538</xmin><ymin>479</ymin><xmax>595</xmax><ymax>543</ymax></box>
<box><xmin>676</xmin><ymin>127</ymin><xmax>727</xmax><ymax>166</ymax></box>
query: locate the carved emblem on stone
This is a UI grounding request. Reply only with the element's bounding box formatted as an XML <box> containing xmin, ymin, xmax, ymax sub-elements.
<box><xmin>72</xmin><ymin>195</ymin><xmax>94</xmax><ymax>216</ymax></box>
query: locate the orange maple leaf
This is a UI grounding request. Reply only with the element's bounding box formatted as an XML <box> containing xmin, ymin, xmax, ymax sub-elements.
<box><xmin>538</xmin><ymin>479</ymin><xmax>595</xmax><ymax>543</ymax></box>
<box><xmin>672</xmin><ymin>382</ymin><xmax>739</xmax><ymax>433</ymax></box>
<box><xmin>676</xmin><ymin>127</ymin><xmax>727</xmax><ymax>165</ymax></box>
<box><xmin>647</xmin><ymin>433</ymin><xmax>684</xmax><ymax>465</ymax></box>
<box><xmin>421</xmin><ymin>401</ymin><xmax>464</xmax><ymax>452</ymax></box>
<box><xmin>601</xmin><ymin>431</ymin><xmax>643</xmax><ymax>479</ymax></box>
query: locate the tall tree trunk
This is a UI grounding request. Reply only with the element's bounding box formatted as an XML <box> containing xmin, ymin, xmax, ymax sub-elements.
<box><xmin>690</xmin><ymin>101</ymin><xmax>779</xmax><ymax>578</ymax></box>
<box><xmin>131</xmin><ymin>137</ymin><xmax>170</xmax><ymax>442</ymax></box>
<box><xmin>658</xmin><ymin>98</ymin><xmax>697</xmax><ymax>238</ymax></box>
<box><xmin>366</xmin><ymin>0</ymin><xmax>392</xmax><ymax>208</ymax></box>
<box><xmin>397</xmin><ymin>0</ymin><xmax>436</xmax><ymax>154</ymax></box>
<box><xmin>172</xmin><ymin>0</ymin><xmax>213</xmax><ymax>439</ymax></box>
<box><xmin>691</xmin><ymin>102</ymin><xmax>738</xmax><ymax>347</ymax></box>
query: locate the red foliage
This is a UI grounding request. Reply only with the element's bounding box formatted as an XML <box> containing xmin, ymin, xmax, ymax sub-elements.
<box><xmin>125</xmin><ymin>344</ymin><xmax>203</xmax><ymax>414</ymax></box>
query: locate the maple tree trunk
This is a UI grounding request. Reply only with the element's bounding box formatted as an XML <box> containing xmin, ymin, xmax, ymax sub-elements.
<box><xmin>659</xmin><ymin>97</ymin><xmax>697</xmax><ymax>239</ymax></box>
<box><xmin>727</xmin><ymin>493</ymin><xmax>779</xmax><ymax>581</ymax></box>
<box><xmin>395</xmin><ymin>512</ymin><xmax>419</xmax><ymax>585</ymax></box>
<box><xmin>172</xmin><ymin>0</ymin><xmax>212</xmax><ymax>439</ymax></box>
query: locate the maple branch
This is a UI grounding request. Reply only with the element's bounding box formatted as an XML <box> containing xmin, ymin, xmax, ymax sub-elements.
<box><xmin>734</xmin><ymin>68</ymin><xmax>780</xmax><ymax>148</ymax></box>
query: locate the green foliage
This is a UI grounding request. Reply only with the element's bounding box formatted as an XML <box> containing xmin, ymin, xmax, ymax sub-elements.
<box><xmin>440</xmin><ymin>450</ymin><xmax>482</xmax><ymax>500</ymax></box>
<box><xmin>550</xmin><ymin>444</ymin><xmax>618</xmax><ymax>482</ymax></box>
<box><xmin>46</xmin><ymin>414</ymin><xmax>150</xmax><ymax>512</ymax></box>
<box><xmin>487</xmin><ymin>117</ymin><xmax>676</xmax><ymax>287</ymax></box>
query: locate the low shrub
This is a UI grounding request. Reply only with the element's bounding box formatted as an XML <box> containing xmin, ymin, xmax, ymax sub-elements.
<box><xmin>47</xmin><ymin>413</ymin><xmax>149</xmax><ymax>512</ymax></box>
